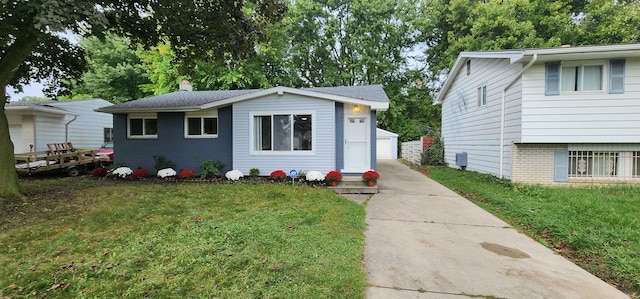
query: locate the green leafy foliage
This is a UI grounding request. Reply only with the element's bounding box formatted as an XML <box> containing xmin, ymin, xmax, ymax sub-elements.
<box><xmin>0</xmin><ymin>0</ymin><xmax>287</xmax><ymax>196</ymax></box>
<box><xmin>420</xmin><ymin>130</ymin><xmax>445</xmax><ymax>166</ymax></box>
<box><xmin>69</xmin><ymin>34</ymin><xmax>151</xmax><ymax>103</ymax></box>
<box><xmin>152</xmin><ymin>155</ymin><xmax>176</xmax><ymax>172</ymax></box>
<box><xmin>195</xmin><ymin>157</ymin><xmax>225</xmax><ymax>178</ymax></box>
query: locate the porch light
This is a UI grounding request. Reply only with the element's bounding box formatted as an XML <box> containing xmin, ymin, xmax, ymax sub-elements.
<box><xmin>352</xmin><ymin>104</ymin><xmax>361</xmax><ymax>114</ymax></box>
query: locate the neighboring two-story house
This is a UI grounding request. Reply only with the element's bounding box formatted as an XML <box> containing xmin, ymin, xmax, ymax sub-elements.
<box><xmin>435</xmin><ymin>44</ymin><xmax>640</xmax><ymax>184</ymax></box>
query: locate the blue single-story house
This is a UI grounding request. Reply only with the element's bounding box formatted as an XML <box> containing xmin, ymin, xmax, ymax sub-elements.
<box><xmin>95</xmin><ymin>85</ymin><xmax>389</xmax><ymax>176</ymax></box>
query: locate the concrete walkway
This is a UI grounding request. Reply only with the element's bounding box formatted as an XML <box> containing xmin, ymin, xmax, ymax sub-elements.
<box><xmin>364</xmin><ymin>160</ymin><xmax>629</xmax><ymax>299</ymax></box>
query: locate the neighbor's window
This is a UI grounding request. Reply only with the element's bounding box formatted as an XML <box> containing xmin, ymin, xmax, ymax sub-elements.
<box><xmin>466</xmin><ymin>59</ymin><xmax>471</xmax><ymax>75</ymax></box>
<box><xmin>546</xmin><ymin>60</ymin><xmax>625</xmax><ymax>95</ymax></box>
<box><xmin>103</xmin><ymin>128</ymin><xmax>113</xmax><ymax>142</ymax></box>
<box><xmin>128</xmin><ymin>114</ymin><xmax>157</xmax><ymax>138</ymax></box>
<box><xmin>477</xmin><ymin>85</ymin><xmax>487</xmax><ymax>106</ymax></box>
<box><xmin>253</xmin><ymin>113</ymin><xmax>312</xmax><ymax>152</ymax></box>
<box><xmin>561</xmin><ymin>64</ymin><xmax>603</xmax><ymax>91</ymax></box>
<box><xmin>609</xmin><ymin>59</ymin><xmax>625</xmax><ymax>93</ymax></box>
<box><xmin>569</xmin><ymin>151</ymin><xmax>618</xmax><ymax>178</ymax></box>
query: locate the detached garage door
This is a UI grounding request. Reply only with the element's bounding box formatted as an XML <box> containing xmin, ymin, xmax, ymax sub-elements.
<box><xmin>376</xmin><ymin>128</ymin><xmax>398</xmax><ymax>160</ymax></box>
<box><xmin>9</xmin><ymin>124</ymin><xmax>23</xmax><ymax>154</ymax></box>
<box><xmin>377</xmin><ymin>138</ymin><xmax>392</xmax><ymax>159</ymax></box>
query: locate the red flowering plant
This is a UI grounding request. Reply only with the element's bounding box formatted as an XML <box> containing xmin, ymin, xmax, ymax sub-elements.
<box><xmin>362</xmin><ymin>170</ymin><xmax>380</xmax><ymax>183</ymax></box>
<box><xmin>270</xmin><ymin>169</ymin><xmax>287</xmax><ymax>181</ymax></box>
<box><xmin>131</xmin><ymin>168</ymin><xmax>151</xmax><ymax>180</ymax></box>
<box><xmin>89</xmin><ymin>167</ymin><xmax>108</xmax><ymax>177</ymax></box>
<box><xmin>177</xmin><ymin>169</ymin><xmax>197</xmax><ymax>179</ymax></box>
<box><xmin>325</xmin><ymin>170</ymin><xmax>343</xmax><ymax>183</ymax></box>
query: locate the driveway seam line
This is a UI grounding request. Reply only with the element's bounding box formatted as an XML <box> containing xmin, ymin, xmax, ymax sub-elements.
<box><xmin>368</xmin><ymin>284</ymin><xmax>477</xmax><ymax>297</ymax></box>
<box><xmin>367</xmin><ymin>218</ymin><xmax>513</xmax><ymax>229</ymax></box>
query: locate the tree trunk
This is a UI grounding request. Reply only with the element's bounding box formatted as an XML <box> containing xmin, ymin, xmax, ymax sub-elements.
<box><xmin>0</xmin><ymin>25</ymin><xmax>42</xmax><ymax>198</ymax></box>
<box><xmin>0</xmin><ymin>86</ymin><xmax>21</xmax><ymax>197</ymax></box>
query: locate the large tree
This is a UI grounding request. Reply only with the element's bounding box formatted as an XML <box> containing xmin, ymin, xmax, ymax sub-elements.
<box><xmin>417</xmin><ymin>0</ymin><xmax>586</xmax><ymax>82</ymax></box>
<box><xmin>283</xmin><ymin>0</ymin><xmax>439</xmax><ymax>141</ymax></box>
<box><xmin>0</xmin><ymin>0</ymin><xmax>286</xmax><ymax>197</ymax></box>
<box><xmin>69</xmin><ymin>34</ymin><xmax>151</xmax><ymax>103</ymax></box>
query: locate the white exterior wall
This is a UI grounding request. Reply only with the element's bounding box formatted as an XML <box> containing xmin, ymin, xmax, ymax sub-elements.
<box><xmin>34</xmin><ymin>114</ymin><xmax>67</xmax><ymax>151</ymax></box>
<box><xmin>49</xmin><ymin>99</ymin><xmax>113</xmax><ymax>149</ymax></box>
<box><xmin>440</xmin><ymin>58</ymin><xmax>523</xmax><ymax>178</ymax></box>
<box><xmin>521</xmin><ymin>57</ymin><xmax>640</xmax><ymax>143</ymax></box>
<box><xmin>232</xmin><ymin>93</ymin><xmax>335</xmax><ymax>175</ymax></box>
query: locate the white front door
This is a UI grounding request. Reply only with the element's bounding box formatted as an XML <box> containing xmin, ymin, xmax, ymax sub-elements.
<box><xmin>344</xmin><ymin>116</ymin><xmax>369</xmax><ymax>171</ymax></box>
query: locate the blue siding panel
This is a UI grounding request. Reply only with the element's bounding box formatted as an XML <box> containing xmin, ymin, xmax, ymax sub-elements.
<box><xmin>335</xmin><ymin>103</ymin><xmax>344</xmax><ymax>171</ymax></box>
<box><xmin>113</xmin><ymin>107</ymin><xmax>233</xmax><ymax>173</ymax></box>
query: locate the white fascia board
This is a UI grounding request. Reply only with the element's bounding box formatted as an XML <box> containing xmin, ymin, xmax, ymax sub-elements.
<box><xmin>200</xmin><ymin>86</ymin><xmax>389</xmax><ymax>111</ymax></box>
<box><xmin>7</xmin><ymin>105</ymin><xmax>73</xmax><ymax>116</ymax></box>
<box><xmin>93</xmin><ymin>106</ymin><xmax>203</xmax><ymax>114</ymax></box>
<box><xmin>434</xmin><ymin>51</ymin><xmax>524</xmax><ymax>105</ymax></box>
<box><xmin>522</xmin><ymin>43</ymin><xmax>640</xmax><ymax>62</ymax></box>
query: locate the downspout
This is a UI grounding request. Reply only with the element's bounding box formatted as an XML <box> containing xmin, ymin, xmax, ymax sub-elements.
<box><xmin>65</xmin><ymin>115</ymin><xmax>78</xmax><ymax>142</ymax></box>
<box><xmin>499</xmin><ymin>54</ymin><xmax>537</xmax><ymax>179</ymax></box>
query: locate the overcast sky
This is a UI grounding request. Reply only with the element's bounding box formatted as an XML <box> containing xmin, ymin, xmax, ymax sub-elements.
<box><xmin>7</xmin><ymin>83</ymin><xmax>46</xmax><ymax>101</ymax></box>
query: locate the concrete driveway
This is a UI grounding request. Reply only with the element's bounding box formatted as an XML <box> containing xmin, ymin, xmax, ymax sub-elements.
<box><xmin>364</xmin><ymin>160</ymin><xmax>629</xmax><ymax>298</ymax></box>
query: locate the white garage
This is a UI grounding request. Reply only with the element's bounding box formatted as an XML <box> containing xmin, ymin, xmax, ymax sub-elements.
<box><xmin>376</xmin><ymin>128</ymin><xmax>398</xmax><ymax>160</ymax></box>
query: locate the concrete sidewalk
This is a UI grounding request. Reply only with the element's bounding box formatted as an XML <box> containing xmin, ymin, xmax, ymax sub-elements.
<box><xmin>364</xmin><ymin>160</ymin><xmax>629</xmax><ymax>298</ymax></box>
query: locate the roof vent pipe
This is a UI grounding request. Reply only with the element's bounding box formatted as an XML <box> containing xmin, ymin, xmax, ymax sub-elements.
<box><xmin>179</xmin><ymin>80</ymin><xmax>193</xmax><ymax>92</ymax></box>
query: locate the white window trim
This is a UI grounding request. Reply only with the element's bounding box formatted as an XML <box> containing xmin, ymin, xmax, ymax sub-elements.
<box><xmin>559</xmin><ymin>60</ymin><xmax>607</xmax><ymax>94</ymax></box>
<box><xmin>477</xmin><ymin>85</ymin><xmax>487</xmax><ymax>107</ymax></box>
<box><xmin>184</xmin><ymin>110</ymin><xmax>219</xmax><ymax>139</ymax></box>
<box><xmin>128</xmin><ymin>113</ymin><xmax>157</xmax><ymax>139</ymax></box>
<box><xmin>249</xmin><ymin>111</ymin><xmax>316</xmax><ymax>155</ymax></box>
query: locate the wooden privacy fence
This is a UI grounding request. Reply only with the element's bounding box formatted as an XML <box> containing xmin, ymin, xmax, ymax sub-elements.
<box><xmin>401</xmin><ymin>136</ymin><xmax>435</xmax><ymax>164</ymax></box>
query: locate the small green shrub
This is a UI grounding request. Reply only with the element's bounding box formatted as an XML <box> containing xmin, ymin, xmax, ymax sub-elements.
<box><xmin>421</xmin><ymin>131</ymin><xmax>445</xmax><ymax>166</ymax></box>
<box><xmin>195</xmin><ymin>156</ymin><xmax>225</xmax><ymax>178</ymax></box>
<box><xmin>249</xmin><ymin>168</ymin><xmax>260</xmax><ymax>177</ymax></box>
<box><xmin>153</xmin><ymin>155</ymin><xmax>176</xmax><ymax>171</ymax></box>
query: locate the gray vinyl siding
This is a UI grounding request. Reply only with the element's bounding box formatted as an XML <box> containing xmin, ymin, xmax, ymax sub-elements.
<box><xmin>232</xmin><ymin>93</ymin><xmax>335</xmax><ymax>175</ymax></box>
<box><xmin>113</xmin><ymin>107</ymin><xmax>233</xmax><ymax>172</ymax></box>
<box><xmin>49</xmin><ymin>99</ymin><xmax>112</xmax><ymax>149</ymax></box>
<box><xmin>521</xmin><ymin>57</ymin><xmax>640</xmax><ymax>143</ymax></box>
<box><xmin>440</xmin><ymin>57</ymin><xmax>523</xmax><ymax>178</ymax></box>
<box><xmin>34</xmin><ymin>115</ymin><xmax>67</xmax><ymax>151</ymax></box>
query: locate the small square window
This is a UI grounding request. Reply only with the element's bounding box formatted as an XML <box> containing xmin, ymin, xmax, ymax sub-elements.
<box><xmin>128</xmin><ymin>116</ymin><xmax>157</xmax><ymax>138</ymax></box>
<box><xmin>185</xmin><ymin>113</ymin><xmax>218</xmax><ymax>138</ymax></box>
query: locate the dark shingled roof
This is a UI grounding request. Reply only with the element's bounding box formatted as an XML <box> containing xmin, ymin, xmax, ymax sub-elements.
<box><xmin>97</xmin><ymin>85</ymin><xmax>388</xmax><ymax>112</ymax></box>
<box><xmin>304</xmin><ymin>85</ymin><xmax>389</xmax><ymax>102</ymax></box>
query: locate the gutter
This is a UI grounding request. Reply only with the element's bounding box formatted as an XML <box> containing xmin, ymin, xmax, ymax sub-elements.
<box><xmin>499</xmin><ymin>53</ymin><xmax>537</xmax><ymax>179</ymax></box>
<box><xmin>65</xmin><ymin>115</ymin><xmax>78</xmax><ymax>142</ymax></box>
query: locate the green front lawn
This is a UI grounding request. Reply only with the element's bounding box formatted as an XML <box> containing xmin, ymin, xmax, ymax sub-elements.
<box><xmin>414</xmin><ymin>165</ymin><xmax>640</xmax><ymax>297</ymax></box>
<box><xmin>0</xmin><ymin>178</ymin><xmax>366</xmax><ymax>298</ymax></box>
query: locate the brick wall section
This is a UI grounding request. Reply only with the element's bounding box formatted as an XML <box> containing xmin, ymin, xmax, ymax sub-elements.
<box><xmin>512</xmin><ymin>143</ymin><xmax>568</xmax><ymax>185</ymax></box>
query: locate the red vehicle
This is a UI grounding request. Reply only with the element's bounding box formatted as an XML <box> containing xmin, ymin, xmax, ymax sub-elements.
<box><xmin>96</xmin><ymin>141</ymin><xmax>114</xmax><ymax>162</ymax></box>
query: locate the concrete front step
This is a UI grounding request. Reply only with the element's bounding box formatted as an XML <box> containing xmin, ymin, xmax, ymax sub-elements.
<box><xmin>328</xmin><ymin>180</ymin><xmax>379</xmax><ymax>194</ymax></box>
